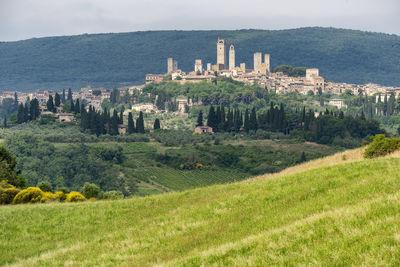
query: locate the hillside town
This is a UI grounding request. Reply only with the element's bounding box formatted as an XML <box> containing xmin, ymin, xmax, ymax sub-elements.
<box><xmin>1</xmin><ymin>38</ymin><xmax>399</xmax><ymax>114</ymax></box>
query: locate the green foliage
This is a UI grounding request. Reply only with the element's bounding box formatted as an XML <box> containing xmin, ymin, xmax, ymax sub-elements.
<box><xmin>81</xmin><ymin>182</ymin><xmax>100</xmax><ymax>199</ymax></box>
<box><xmin>272</xmin><ymin>65</ymin><xmax>306</xmax><ymax>77</ymax></box>
<box><xmin>37</xmin><ymin>181</ymin><xmax>52</xmax><ymax>192</ymax></box>
<box><xmin>0</xmin><ymin>146</ymin><xmax>25</xmax><ymax>187</ymax></box>
<box><xmin>364</xmin><ymin>134</ymin><xmax>400</xmax><ymax>158</ymax></box>
<box><xmin>1</xmin><ymin>28</ymin><xmax>400</xmax><ymax>90</ymax></box>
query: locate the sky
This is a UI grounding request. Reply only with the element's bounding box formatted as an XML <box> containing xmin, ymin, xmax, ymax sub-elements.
<box><xmin>0</xmin><ymin>0</ymin><xmax>399</xmax><ymax>42</ymax></box>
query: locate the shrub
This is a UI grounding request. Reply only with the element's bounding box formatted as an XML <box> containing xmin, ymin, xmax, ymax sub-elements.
<box><xmin>364</xmin><ymin>134</ymin><xmax>400</xmax><ymax>158</ymax></box>
<box><xmin>103</xmin><ymin>190</ymin><xmax>124</xmax><ymax>200</ymax></box>
<box><xmin>13</xmin><ymin>187</ymin><xmax>44</xmax><ymax>204</ymax></box>
<box><xmin>54</xmin><ymin>191</ymin><xmax>67</xmax><ymax>202</ymax></box>
<box><xmin>81</xmin><ymin>182</ymin><xmax>100</xmax><ymax>199</ymax></box>
<box><xmin>66</xmin><ymin>192</ymin><xmax>86</xmax><ymax>202</ymax></box>
<box><xmin>41</xmin><ymin>191</ymin><xmax>58</xmax><ymax>203</ymax></box>
<box><xmin>0</xmin><ymin>180</ymin><xmax>21</xmax><ymax>204</ymax></box>
<box><xmin>37</xmin><ymin>181</ymin><xmax>52</xmax><ymax>192</ymax></box>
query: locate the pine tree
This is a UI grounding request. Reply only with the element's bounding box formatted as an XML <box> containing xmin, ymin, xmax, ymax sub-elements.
<box><xmin>154</xmin><ymin>118</ymin><xmax>161</xmax><ymax>130</ymax></box>
<box><xmin>54</xmin><ymin>93</ymin><xmax>61</xmax><ymax>107</ymax></box>
<box><xmin>62</xmin><ymin>89</ymin><xmax>66</xmax><ymax>104</ymax></box>
<box><xmin>127</xmin><ymin>112</ymin><xmax>135</xmax><ymax>134</ymax></box>
<box><xmin>136</xmin><ymin>111</ymin><xmax>145</xmax><ymax>133</ymax></box>
<box><xmin>67</xmin><ymin>88</ymin><xmax>73</xmax><ymax>102</ymax></box>
<box><xmin>196</xmin><ymin>111</ymin><xmax>204</xmax><ymax>127</ymax></box>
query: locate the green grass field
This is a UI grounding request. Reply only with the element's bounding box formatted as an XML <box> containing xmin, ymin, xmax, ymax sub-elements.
<box><xmin>2</xmin><ymin>149</ymin><xmax>400</xmax><ymax>266</ymax></box>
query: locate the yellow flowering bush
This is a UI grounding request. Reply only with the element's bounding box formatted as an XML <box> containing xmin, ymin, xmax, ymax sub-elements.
<box><xmin>13</xmin><ymin>187</ymin><xmax>44</xmax><ymax>204</ymax></box>
<box><xmin>0</xmin><ymin>180</ymin><xmax>20</xmax><ymax>204</ymax></box>
<box><xmin>65</xmin><ymin>192</ymin><xmax>86</xmax><ymax>202</ymax></box>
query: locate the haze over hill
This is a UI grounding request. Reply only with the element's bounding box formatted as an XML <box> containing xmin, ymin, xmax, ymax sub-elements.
<box><xmin>0</xmin><ymin>27</ymin><xmax>400</xmax><ymax>91</ymax></box>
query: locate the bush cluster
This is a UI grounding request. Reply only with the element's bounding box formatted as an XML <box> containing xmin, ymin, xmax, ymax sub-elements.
<box><xmin>364</xmin><ymin>134</ymin><xmax>400</xmax><ymax>158</ymax></box>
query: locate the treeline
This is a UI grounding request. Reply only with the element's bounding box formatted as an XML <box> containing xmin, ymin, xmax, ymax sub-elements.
<box><xmin>201</xmin><ymin>104</ymin><xmax>383</xmax><ymax>147</ymax></box>
<box><xmin>80</xmin><ymin>107</ymin><xmax>161</xmax><ymax>136</ymax></box>
<box><xmin>201</xmin><ymin>103</ymin><xmax>288</xmax><ymax>133</ymax></box>
<box><xmin>16</xmin><ymin>99</ymin><xmax>40</xmax><ymax>124</ymax></box>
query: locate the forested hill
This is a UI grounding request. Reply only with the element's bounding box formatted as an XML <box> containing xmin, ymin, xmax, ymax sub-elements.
<box><xmin>1</xmin><ymin>27</ymin><xmax>400</xmax><ymax>91</ymax></box>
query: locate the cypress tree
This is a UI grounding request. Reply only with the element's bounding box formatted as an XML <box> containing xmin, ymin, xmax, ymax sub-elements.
<box><xmin>74</xmin><ymin>99</ymin><xmax>80</xmax><ymax>114</ymax></box>
<box><xmin>23</xmin><ymin>103</ymin><xmax>29</xmax><ymax>122</ymax></box>
<box><xmin>61</xmin><ymin>89</ymin><xmax>66</xmax><ymax>104</ymax></box>
<box><xmin>70</xmin><ymin>100</ymin><xmax>75</xmax><ymax>113</ymax></box>
<box><xmin>196</xmin><ymin>111</ymin><xmax>204</xmax><ymax>127</ymax></box>
<box><xmin>127</xmin><ymin>112</ymin><xmax>135</xmax><ymax>134</ymax></box>
<box><xmin>67</xmin><ymin>88</ymin><xmax>73</xmax><ymax>102</ymax></box>
<box><xmin>207</xmin><ymin>106</ymin><xmax>217</xmax><ymax>130</ymax></box>
<box><xmin>3</xmin><ymin>115</ymin><xmax>7</xmax><ymax>128</ymax></box>
<box><xmin>136</xmin><ymin>111</ymin><xmax>145</xmax><ymax>133</ymax></box>
<box><xmin>154</xmin><ymin>118</ymin><xmax>161</xmax><ymax>130</ymax></box>
<box><xmin>47</xmin><ymin>95</ymin><xmax>55</xmax><ymax>113</ymax></box>
<box><xmin>17</xmin><ymin>104</ymin><xmax>24</xmax><ymax>124</ymax></box>
<box><xmin>244</xmin><ymin>108</ymin><xmax>250</xmax><ymax>132</ymax></box>
<box><xmin>300</xmin><ymin>152</ymin><xmax>306</xmax><ymax>163</ymax></box>
<box><xmin>54</xmin><ymin>93</ymin><xmax>61</xmax><ymax>107</ymax></box>
<box><xmin>249</xmin><ymin>107</ymin><xmax>258</xmax><ymax>131</ymax></box>
<box><xmin>119</xmin><ymin>110</ymin><xmax>124</xmax><ymax>124</ymax></box>
<box><xmin>110</xmin><ymin>110</ymin><xmax>119</xmax><ymax>135</ymax></box>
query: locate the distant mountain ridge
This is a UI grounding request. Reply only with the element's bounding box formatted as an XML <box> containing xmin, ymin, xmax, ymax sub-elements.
<box><xmin>0</xmin><ymin>27</ymin><xmax>399</xmax><ymax>91</ymax></box>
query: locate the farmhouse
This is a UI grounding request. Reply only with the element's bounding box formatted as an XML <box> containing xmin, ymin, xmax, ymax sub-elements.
<box><xmin>194</xmin><ymin>126</ymin><xmax>213</xmax><ymax>134</ymax></box>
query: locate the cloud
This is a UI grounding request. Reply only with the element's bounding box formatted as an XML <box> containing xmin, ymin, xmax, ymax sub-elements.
<box><xmin>0</xmin><ymin>0</ymin><xmax>399</xmax><ymax>41</ymax></box>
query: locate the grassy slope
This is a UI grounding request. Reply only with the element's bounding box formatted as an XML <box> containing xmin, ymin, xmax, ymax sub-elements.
<box><xmin>1</xmin><ymin>27</ymin><xmax>400</xmax><ymax>90</ymax></box>
<box><xmin>2</xmin><ymin>149</ymin><xmax>400</xmax><ymax>266</ymax></box>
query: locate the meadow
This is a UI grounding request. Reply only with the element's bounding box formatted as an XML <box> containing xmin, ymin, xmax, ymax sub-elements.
<box><xmin>2</xmin><ymin>148</ymin><xmax>400</xmax><ymax>266</ymax></box>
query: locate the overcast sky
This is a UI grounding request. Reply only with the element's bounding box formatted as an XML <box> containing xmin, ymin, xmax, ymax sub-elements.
<box><xmin>0</xmin><ymin>0</ymin><xmax>399</xmax><ymax>42</ymax></box>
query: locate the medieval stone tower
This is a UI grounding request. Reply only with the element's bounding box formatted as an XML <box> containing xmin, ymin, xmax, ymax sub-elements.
<box><xmin>167</xmin><ymin>58</ymin><xmax>178</xmax><ymax>73</ymax></box>
<box><xmin>217</xmin><ymin>38</ymin><xmax>226</xmax><ymax>69</ymax></box>
<box><xmin>229</xmin><ymin>44</ymin><xmax>235</xmax><ymax>70</ymax></box>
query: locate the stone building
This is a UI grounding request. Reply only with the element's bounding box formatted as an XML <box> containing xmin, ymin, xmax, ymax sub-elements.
<box><xmin>194</xmin><ymin>59</ymin><xmax>203</xmax><ymax>73</ymax></box>
<box><xmin>253</xmin><ymin>52</ymin><xmax>270</xmax><ymax>75</ymax></box>
<box><xmin>194</xmin><ymin>126</ymin><xmax>213</xmax><ymax>134</ymax></box>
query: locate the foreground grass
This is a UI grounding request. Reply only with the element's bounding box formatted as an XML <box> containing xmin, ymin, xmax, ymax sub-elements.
<box><xmin>2</xmin><ymin>151</ymin><xmax>400</xmax><ymax>266</ymax></box>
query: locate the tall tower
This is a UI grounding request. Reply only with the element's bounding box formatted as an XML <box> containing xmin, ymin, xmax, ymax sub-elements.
<box><xmin>264</xmin><ymin>54</ymin><xmax>270</xmax><ymax>73</ymax></box>
<box><xmin>167</xmin><ymin>58</ymin><xmax>178</xmax><ymax>73</ymax></box>
<box><xmin>217</xmin><ymin>39</ymin><xmax>226</xmax><ymax>69</ymax></box>
<box><xmin>229</xmin><ymin>45</ymin><xmax>235</xmax><ymax>70</ymax></box>
<box><xmin>253</xmin><ymin>52</ymin><xmax>262</xmax><ymax>73</ymax></box>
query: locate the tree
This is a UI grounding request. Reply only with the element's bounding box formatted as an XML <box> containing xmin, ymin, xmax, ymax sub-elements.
<box><xmin>37</xmin><ymin>181</ymin><xmax>52</xmax><ymax>192</ymax></box>
<box><xmin>249</xmin><ymin>107</ymin><xmax>258</xmax><ymax>131</ymax></box>
<box><xmin>17</xmin><ymin>104</ymin><xmax>24</xmax><ymax>124</ymax></box>
<box><xmin>207</xmin><ymin>106</ymin><xmax>217</xmax><ymax>130</ymax></box>
<box><xmin>136</xmin><ymin>111</ymin><xmax>145</xmax><ymax>133</ymax></box>
<box><xmin>54</xmin><ymin>93</ymin><xmax>61</xmax><ymax>107</ymax></box>
<box><xmin>300</xmin><ymin>152</ymin><xmax>306</xmax><ymax>163</ymax></box>
<box><xmin>196</xmin><ymin>111</ymin><xmax>204</xmax><ymax>126</ymax></box>
<box><xmin>0</xmin><ymin>146</ymin><xmax>26</xmax><ymax>188</ymax></box>
<box><xmin>244</xmin><ymin>108</ymin><xmax>250</xmax><ymax>132</ymax></box>
<box><xmin>61</xmin><ymin>89</ymin><xmax>66</xmax><ymax>104</ymax></box>
<box><xmin>47</xmin><ymin>95</ymin><xmax>55</xmax><ymax>113</ymax></box>
<box><xmin>110</xmin><ymin>110</ymin><xmax>119</xmax><ymax>135</ymax></box>
<box><xmin>67</xmin><ymin>88</ymin><xmax>73</xmax><ymax>102</ymax></box>
<box><xmin>154</xmin><ymin>118</ymin><xmax>161</xmax><ymax>130</ymax></box>
<box><xmin>81</xmin><ymin>182</ymin><xmax>100</xmax><ymax>199</ymax></box>
<box><xmin>3</xmin><ymin>115</ymin><xmax>7</xmax><ymax>128</ymax></box>
<box><xmin>127</xmin><ymin>112</ymin><xmax>135</xmax><ymax>134</ymax></box>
